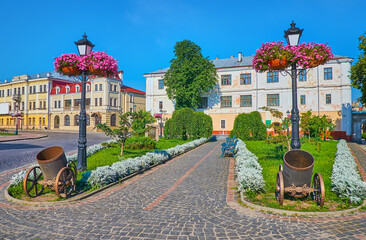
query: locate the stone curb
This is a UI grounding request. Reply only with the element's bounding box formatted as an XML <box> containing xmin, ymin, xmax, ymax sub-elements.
<box><xmin>4</xmin><ymin>142</ymin><xmax>208</xmax><ymax>207</ymax></box>
<box><xmin>0</xmin><ymin>134</ymin><xmax>48</xmax><ymax>142</ymax></box>
<box><xmin>239</xmin><ymin>191</ymin><xmax>366</xmax><ymax>218</ymax></box>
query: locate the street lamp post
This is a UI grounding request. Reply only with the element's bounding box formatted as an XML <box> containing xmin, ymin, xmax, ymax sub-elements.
<box><xmin>159</xmin><ymin>109</ymin><xmax>163</xmax><ymax>137</ymax></box>
<box><xmin>284</xmin><ymin>21</ymin><xmax>303</xmax><ymax>150</ymax></box>
<box><xmin>74</xmin><ymin>34</ymin><xmax>95</xmax><ymax>171</ymax></box>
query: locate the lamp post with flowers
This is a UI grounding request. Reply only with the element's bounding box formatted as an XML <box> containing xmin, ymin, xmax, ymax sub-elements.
<box><xmin>54</xmin><ymin>34</ymin><xmax>119</xmax><ymax>171</ymax></box>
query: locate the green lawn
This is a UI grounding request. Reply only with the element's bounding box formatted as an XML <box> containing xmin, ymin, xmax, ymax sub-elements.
<box><xmin>86</xmin><ymin>138</ymin><xmax>190</xmax><ymax>171</ymax></box>
<box><xmin>244</xmin><ymin>140</ymin><xmax>353</xmax><ymax>211</ymax></box>
<box><xmin>0</xmin><ymin>132</ymin><xmax>15</xmax><ymax>136</ymax></box>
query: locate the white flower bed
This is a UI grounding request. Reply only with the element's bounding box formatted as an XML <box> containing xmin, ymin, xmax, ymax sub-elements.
<box><xmin>331</xmin><ymin>140</ymin><xmax>366</xmax><ymax>204</ymax></box>
<box><xmin>235</xmin><ymin>139</ymin><xmax>265</xmax><ymax>193</ymax></box>
<box><xmin>87</xmin><ymin>138</ymin><xmax>207</xmax><ymax>187</ymax></box>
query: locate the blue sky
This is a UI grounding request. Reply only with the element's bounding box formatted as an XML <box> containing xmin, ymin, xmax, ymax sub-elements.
<box><xmin>0</xmin><ymin>0</ymin><xmax>364</xmax><ymax>100</ymax></box>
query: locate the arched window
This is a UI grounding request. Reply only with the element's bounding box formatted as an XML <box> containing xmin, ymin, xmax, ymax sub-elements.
<box><xmin>75</xmin><ymin>85</ymin><xmax>80</xmax><ymax>93</ymax></box>
<box><xmin>64</xmin><ymin>115</ymin><xmax>70</xmax><ymax>126</ymax></box>
<box><xmin>54</xmin><ymin>116</ymin><xmax>60</xmax><ymax>128</ymax></box>
<box><xmin>66</xmin><ymin>86</ymin><xmax>70</xmax><ymax>94</ymax></box>
<box><xmin>111</xmin><ymin>114</ymin><xmax>116</xmax><ymax>126</ymax></box>
<box><xmin>74</xmin><ymin>115</ymin><xmax>79</xmax><ymax>126</ymax></box>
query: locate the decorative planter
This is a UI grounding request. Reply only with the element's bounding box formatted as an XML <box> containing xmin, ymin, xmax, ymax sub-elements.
<box><xmin>88</xmin><ymin>66</ymin><xmax>104</xmax><ymax>76</ymax></box>
<box><xmin>308</xmin><ymin>58</ymin><xmax>324</xmax><ymax>68</ymax></box>
<box><xmin>269</xmin><ymin>57</ymin><xmax>289</xmax><ymax>70</ymax></box>
<box><xmin>61</xmin><ymin>66</ymin><xmax>81</xmax><ymax>76</ymax></box>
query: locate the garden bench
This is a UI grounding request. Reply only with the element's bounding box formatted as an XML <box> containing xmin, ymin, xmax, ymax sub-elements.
<box><xmin>220</xmin><ymin>137</ymin><xmax>238</xmax><ymax>157</ymax></box>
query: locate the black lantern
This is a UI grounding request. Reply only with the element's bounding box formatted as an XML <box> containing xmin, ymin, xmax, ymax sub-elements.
<box><xmin>284</xmin><ymin>21</ymin><xmax>303</xmax><ymax>46</ymax></box>
<box><xmin>74</xmin><ymin>33</ymin><xmax>95</xmax><ymax>56</ymax></box>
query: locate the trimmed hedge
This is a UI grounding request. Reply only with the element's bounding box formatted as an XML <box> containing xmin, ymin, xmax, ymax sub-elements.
<box><xmin>164</xmin><ymin>108</ymin><xmax>213</xmax><ymax>140</ymax></box>
<box><xmin>125</xmin><ymin>136</ymin><xmax>157</xmax><ymax>150</ymax></box>
<box><xmin>230</xmin><ymin>111</ymin><xmax>267</xmax><ymax>141</ymax></box>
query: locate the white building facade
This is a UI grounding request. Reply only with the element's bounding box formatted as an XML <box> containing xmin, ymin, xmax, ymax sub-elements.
<box><xmin>144</xmin><ymin>53</ymin><xmax>353</xmax><ymax>135</ymax></box>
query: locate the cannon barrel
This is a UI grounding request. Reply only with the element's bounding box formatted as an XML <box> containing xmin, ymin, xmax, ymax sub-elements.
<box><xmin>283</xmin><ymin>149</ymin><xmax>314</xmax><ymax>188</ymax></box>
<box><xmin>36</xmin><ymin>146</ymin><xmax>67</xmax><ymax>181</ymax></box>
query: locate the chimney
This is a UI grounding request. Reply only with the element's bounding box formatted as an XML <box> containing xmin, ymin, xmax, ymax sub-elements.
<box><xmin>238</xmin><ymin>52</ymin><xmax>243</xmax><ymax>62</ymax></box>
<box><xmin>37</xmin><ymin>74</ymin><xmax>40</xmax><ymax>78</ymax></box>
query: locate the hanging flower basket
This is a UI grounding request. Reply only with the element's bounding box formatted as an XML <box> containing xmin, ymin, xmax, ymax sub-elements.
<box><xmin>54</xmin><ymin>53</ymin><xmax>82</xmax><ymax>76</ymax></box>
<box><xmin>308</xmin><ymin>57</ymin><xmax>324</xmax><ymax>68</ymax></box>
<box><xmin>269</xmin><ymin>57</ymin><xmax>289</xmax><ymax>70</ymax></box>
<box><xmin>88</xmin><ymin>66</ymin><xmax>105</xmax><ymax>76</ymax></box>
<box><xmin>84</xmin><ymin>51</ymin><xmax>118</xmax><ymax>78</ymax></box>
<box><xmin>61</xmin><ymin>66</ymin><xmax>82</xmax><ymax>76</ymax></box>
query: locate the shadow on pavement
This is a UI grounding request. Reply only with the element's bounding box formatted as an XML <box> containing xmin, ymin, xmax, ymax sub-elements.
<box><xmin>0</xmin><ymin>143</ymin><xmax>44</xmax><ymax>151</ymax></box>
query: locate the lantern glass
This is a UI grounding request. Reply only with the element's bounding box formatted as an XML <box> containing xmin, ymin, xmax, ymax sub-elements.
<box><xmin>74</xmin><ymin>33</ymin><xmax>95</xmax><ymax>56</ymax></box>
<box><xmin>284</xmin><ymin>21</ymin><xmax>303</xmax><ymax>46</ymax></box>
<box><xmin>287</xmin><ymin>33</ymin><xmax>300</xmax><ymax>46</ymax></box>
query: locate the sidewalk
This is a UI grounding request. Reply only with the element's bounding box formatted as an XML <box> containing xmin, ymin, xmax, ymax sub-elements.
<box><xmin>0</xmin><ymin>132</ymin><xmax>47</xmax><ymax>142</ymax></box>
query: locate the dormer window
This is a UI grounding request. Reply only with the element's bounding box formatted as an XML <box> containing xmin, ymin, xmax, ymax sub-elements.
<box><xmin>66</xmin><ymin>86</ymin><xmax>70</xmax><ymax>94</ymax></box>
<box><xmin>56</xmin><ymin>87</ymin><xmax>60</xmax><ymax>94</ymax></box>
<box><xmin>75</xmin><ymin>85</ymin><xmax>80</xmax><ymax>92</ymax></box>
<box><xmin>86</xmin><ymin>84</ymin><xmax>90</xmax><ymax>92</ymax></box>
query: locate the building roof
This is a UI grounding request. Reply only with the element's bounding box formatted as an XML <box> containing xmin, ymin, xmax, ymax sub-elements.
<box><xmin>50</xmin><ymin>80</ymin><xmax>90</xmax><ymax>95</ymax></box>
<box><xmin>145</xmin><ymin>54</ymin><xmax>351</xmax><ymax>75</ymax></box>
<box><xmin>121</xmin><ymin>85</ymin><xmax>145</xmax><ymax>95</ymax></box>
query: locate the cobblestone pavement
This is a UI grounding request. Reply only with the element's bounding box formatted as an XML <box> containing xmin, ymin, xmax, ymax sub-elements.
<box><xmin>1</xmin><ymin>141</ymin><xmax>366</xmax><ymax>239</ymax></box>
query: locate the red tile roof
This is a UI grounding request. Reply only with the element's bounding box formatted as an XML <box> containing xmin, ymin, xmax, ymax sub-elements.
<box><xmin>121</xmin><ymin>85</ymin><xmax>145</xmax><ymax>95</ymax></box>
<box><xmin>50</xmin><ymin>80</ymin><xmax>91</xmax><ymax>95</ymax></box>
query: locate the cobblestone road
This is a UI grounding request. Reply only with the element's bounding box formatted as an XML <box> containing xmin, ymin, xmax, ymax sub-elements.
<box><xmin>1</xmin><ymin>140</ymin><xmax>366</xmax><ymax>239</ymax></box>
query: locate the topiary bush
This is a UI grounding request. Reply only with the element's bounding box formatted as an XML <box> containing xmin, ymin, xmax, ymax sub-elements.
<box><xmin>124</xmin><ymin>136</ymin><xmax>157</xmax><ymax>150</ymax></box>
<box><xmin>164</xmin><ymin>108</ymin><xmax>213</xmax><ymax>140</ymax></box>
<box><xmin>230</xmin><ymin>111</ymin><xmax>267</xmax><ymax>141</ymax></box>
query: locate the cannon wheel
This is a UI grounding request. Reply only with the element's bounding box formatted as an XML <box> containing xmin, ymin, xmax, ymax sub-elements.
<box><xmin>67</xmin><ymin>161</ymin><xmax>78</xmax><ymax>187</ymax></box>
<box><xmin>55</xmin><ymin>167</ymin><xmax>75</xmax><ymax>198</ymax></box>
<box><xmin>275</xmin><ymin>171</ymin><xmax>284</xmax><ymax>205</ymax></box>
<box><xmin>23</xmin><ymin>166</ymin><xmax>44</xmax><ymax>197</ymax></box>
<box><xmin>312</xmin><ymin>173</ymin><xmax>325</xmax><ymax>207</ymax></box>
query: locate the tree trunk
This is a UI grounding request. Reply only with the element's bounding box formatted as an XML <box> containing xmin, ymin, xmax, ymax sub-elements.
<box><xmin>308</xmin><ymin>129</ymin><xmax>311</xmax><ymax>140</ymax></box>
<box><xmin>120</xmin><ymin>143</ymin><xmax>124</xmax><ymax>156</ymax></box>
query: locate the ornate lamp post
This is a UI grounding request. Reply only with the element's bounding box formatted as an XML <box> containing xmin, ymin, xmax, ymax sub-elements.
<box><xmin>284</xmin><ymin>21</ymin><xmax>303</xmax><ymax>149</ymax></box>
<box><xmin>159</xmin><ymin>109</ymin><xmax>164</xmax><ymax>137</ymax></box>
<box><xmin>74</xmin><ymin>34</ymin><xmax>95</xmax><ymax>171</ymax></box>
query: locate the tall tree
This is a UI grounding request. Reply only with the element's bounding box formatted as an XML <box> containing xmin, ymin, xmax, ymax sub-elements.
<box><xmin>351</xmin><ymin>32</ymin><xmax>366</xmax><ymax>104</ymax></box>
<box><xmin>164</xmin><ymin>40</ymin><xmax>218</xmax><ymax>109</ymax></box>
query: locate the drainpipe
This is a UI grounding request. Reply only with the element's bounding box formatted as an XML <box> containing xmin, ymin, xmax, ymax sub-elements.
<box><xmin>317</xmin><ymin>67</ymin><xmax>320</xmax><ymax>116</ymax></box>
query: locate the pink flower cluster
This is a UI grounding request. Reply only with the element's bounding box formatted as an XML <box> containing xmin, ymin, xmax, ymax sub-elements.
<box><xmin>252</xmin><ymin>42</ymin><xmax>333</xmax><ymax>72</ymax></box>
<box><xmin>54</xmin><ymin>51</ymin><xmax>119</xmax><ymax>78</ymax></box>
<box><xmin>154</xmin><ymin>113</ymin><xmax>162</xmax><ymax>118</ymax></box>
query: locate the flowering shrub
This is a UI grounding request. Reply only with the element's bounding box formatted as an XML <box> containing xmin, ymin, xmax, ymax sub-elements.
<box><xmin>291</xmin><ymin>43</ymin><xmax>333</xmax><ymax>68</ymax></box>
<box><xmin>331</xmin><ymin>140</ymin><xmax>366</xmax><ymax>204</ymax></box>
<box><xmin>252</xmin><ymin>41</ymin><xmax>292</xmax><ymax>72</ymax></box>
<box><xmin>235</xmin><ymin>139</ymin><xmax>265</xmax><ymax>192</ymax></box>
<box><xmin>86</xmin><ymin>138</ymin><xmax>207</xmax><ymax>187</ymax></box>
<box><xmin>54</xmin><ymin>53</ymin><xmax>82</xmax><ymax>73</ymax></box>
<box><xmin>83</xmin><ymin>51</ymin><xmax>118</xmax><ymax>78</ymax></box>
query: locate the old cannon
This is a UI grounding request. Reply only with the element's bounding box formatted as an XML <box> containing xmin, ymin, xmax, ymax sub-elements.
<box><xmin>23</xmin><ymin>146</ymin><xmax>77</xmax><ymax>198</ymax></box>
<box><xmin>275</xmin><ymin>149</ymin><xmax>325</xmax><ymax>206</ymax></box>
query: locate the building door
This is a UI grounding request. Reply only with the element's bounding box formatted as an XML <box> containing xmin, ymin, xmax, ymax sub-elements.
<box><xmin>54</xmin><ymin>116</ymin><xmax>60</xmax><ymax>129</ymax></box>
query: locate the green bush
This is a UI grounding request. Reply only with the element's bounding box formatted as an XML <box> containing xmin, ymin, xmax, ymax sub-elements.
<box><xmin>124</xmin><ymin>136</ymin><xmax>157</xmax><ymax>150</ymax></box>
<box><xmin>230</xmin><ymin>111</ymin><xmax>267</xmax><ymax>141</ymax></box>
<box><xmin>362</xmin><ymin>133</ymin><xmax>366</xmax><ymax>139</ymax></box>
<box><xmin>164</xmin><ymin>108</ymin><xmax>213</xmax><ymax>140</ymax></box>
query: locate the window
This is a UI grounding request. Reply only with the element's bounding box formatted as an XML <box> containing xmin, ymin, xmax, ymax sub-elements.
<box><xmin>324</xmin><ymin>67</ymin><xmax>332</xmax><ymax>80</ymax></box>
<box><xmin>267</xmin><ymin>94</ymin><xmax>279</xmax><ymax>106</ymax></box>
<box><xmin>110</xmin><ymin>98</ymin><xmax>113</xmax><ymax>106</ymax></box>
<box><xmin>33</xmin><ymin>102</ymin><xmax>36</xmax><ymax>110</ymax></box>
<box><xmin>110</xmin><ymin>83</ymin><xmax>113</xmax><ymax>91</ymax></box>
<box><xmin>326</xmin><ymin>94</ymin><xmax>331</xmax><ymax>104</ymax></box>
<box><xmin>130</xmin><ymin>95</ymin><xmax>134</xmax><ymax>103</ymax></box>
<box><xmin>14</xmin><ymin>88</ymin><xmax>16</xmax><ymax>95</ymax></box>
<box><xmin>221</xmin><ymin>75</ymin><xmax>232</xmax><ymax>85</ymax></box>
<box><xmin>298</xmin><ymin>70</ymin><xmax>307</xmax><ymax>81</ymax></box>
<box><xmin>95</xmin><ymin>84</ymin><xmax>98</xmax><ymax>91</ymax></box>
<box><xmin>99</xmin><ymin>84</ymin><xmax>103</xmax><ymax>91</ymax></box>
<box><xmin>33</xmin><ymin>86</ymin><xmax>36</xmax><ymax>93</ymax></box>
<box><xmin>64</xmin><ymin>115</ymin><xmax>70</xmax><ymax>126</ymax></box>
<box><xmin>42</xmin><ymin>117</ymin><xmax>45</xmax><ymax>125</ymax></box>
<box><xmin>43</xmin><ymin>101</ymin><xmax>46</xmax><ymax>109</ymax></box>
<box><xmin>74</xmin><ymin>99</ymin><xmax>81</xmax><ymax>107</ymax></box>
<box><xmin>221</xmin><ymin>96</ymin><xmax>232</xmax><ymax>108</ymax></box>
<box><xmin>240</xmin><ymin>73</ymin><xmax>251</xmax><ymax>85</ymax></box>
<box><xmin>40</xmin><ymin>85</ymin><xmax>42</xmax><ymax>93</ymax></box>
<box><xmin>300</xmin><ymin>95</ymin><xmax>306</xmax><ymax>105</ymax></box>
<box><xmin>65</xmin><ymin>100</ymin><xmax>71</xmax><ymax>107</ymax></box>
<box><xmin>22</xmin><ymin>87</ymin><xmax>25</xmax><ymax>94</ymax></box>
<box><xmin>40</xmin><ymin>101</ymin><xmax>42</xmax><ymax>109</ymax></box>
<box><xmin>87</xmin><ymin>84</ymin><xmax>90</xmax><ymax>92</ymax></box>
<box><xmin>199</xmin><ymin>97</ymin><xmax>208</xmax><ymax>108</ymax></box>
<box><xmin>58</xmin><ymin>101</ymin><xmax>61</xmax><ymax>108</ymax></box>
<box><xmin>111</xmin><ymin>114</ymin><xmax>116</xmax><ymax>126</ymax></box>
<box><xmin>17</xmin><ymin>87</ymin><xmax>20</xmax><ymax>94</ymax></box>
<box><xmin>29</xmin><ymin>86</ymin><xmax>32</xmax><ymax>94</ymax></box>
<box><xmin>28</xmin><ymin>118</ymin><xmax>31</xmax><ymax>125</ymax></box>
<box><xmin>130</xmin><ymin>107</ymin><xmax>133</xmax><ymax>112</ymax></box>
<box><xmin>30</xmin><ymin>102</ymin><xmax>33</xmax><ymax>110</ymax></box>
<box><xmin>86</xmin><ymin>98</ymin><xmax>90</xmax><ymax>106</ymax></box>
<box><xmin>21</xmin><ymin>102</ymin><xmax>24</xmax><ymax>110</ymax></box>
<box><xmin>267</xmin><ymin>72</ymin><xmax>279</xmax><ymax>83</ymax></box>
<box><xmin>99</xmin><ymin>98</ymin><xmax>102</xmax><ymax>106</ymax></box>
<box><xmin>114</xmin><ymin>98</ymin><xmax>117</xmax><ymax>107</ymax></box>
<box><xmin>221</xmin><ymin>120</ymin><xmax>226</xmax><ymax>129</ymax></box>
<box><xmin>158</xmin><ymin>80</ymin><xmax>164</xmax><ymax>89</ymax></box>
<box><xmin>240</xmin><ymin>95</ymin><xmax>252</xmax><ymax>107</ymax></box>
<box><xmin>56</xmin><ymin>87</ymin><xmax>60</xmax><ymax>94</ymax></box>
<box><xmin>159</xmin><ymin>101</ymin><xmax>163</xmax><ymax>110</ymax></box>
<box><xmin>113</xmin><ymin>85</ymin><xmax>117</xmax><ymax>92</ymax></box>
<box><xmin>74</xmin><ymin>115</ymin><xmax>79</xmax><ymax>126</ymax></box>
<box><xmin>32</xmin><ymin>117</ymin><xmax>35</xmax><ymax>125</ymax></box>
<box><xmin>95</xmin><ymin>98</ymin><xmax>98</xmax><ymax>106</ymax></box>
<box><xmin>44</xmin><ymin>85</ymin><xmax>47</xmax><ymax>92</ymax></box>
<box><xmin>66</xmin><ymin>86</ymin><xmax>70</xmax><ymax>93</ymax></box>
<box><xmin>75</xmin><ymin>85</ymin><xmax>80</xmax><ymax>92</ymax></box>
<box><xmin>39</xmin><ymin>117</ymin><xmax>42</xmax><ymax>126</ymax></box>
